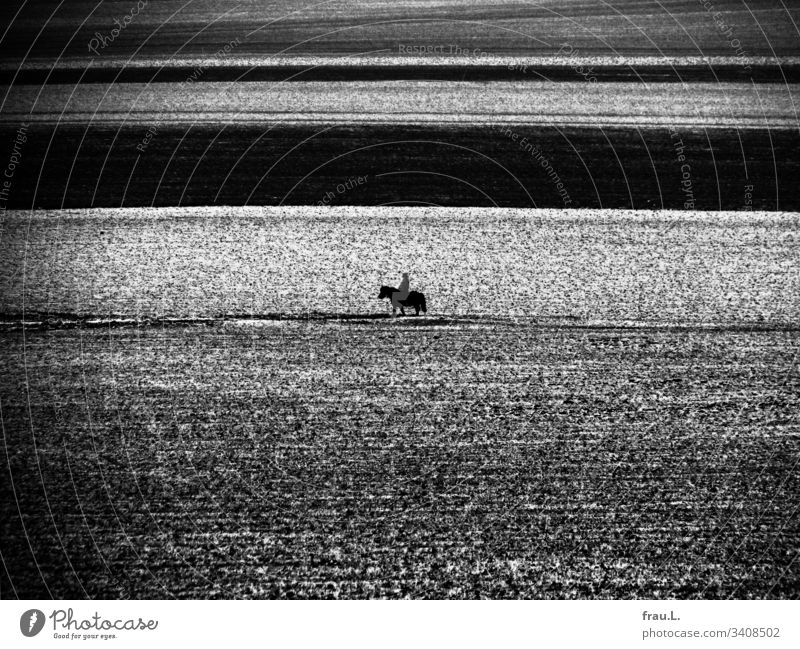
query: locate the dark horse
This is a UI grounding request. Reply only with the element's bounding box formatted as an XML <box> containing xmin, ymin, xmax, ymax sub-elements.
<box><xmin>378</xmin><ymin>286</ymin><xmax>428</xmax><ymax>316</ymax></box>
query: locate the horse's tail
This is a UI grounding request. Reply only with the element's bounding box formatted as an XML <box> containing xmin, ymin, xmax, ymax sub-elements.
<box><xmin>420</xmin><ymin>293</ymin><xmax>427</xmax><ymax>313</ymax></box>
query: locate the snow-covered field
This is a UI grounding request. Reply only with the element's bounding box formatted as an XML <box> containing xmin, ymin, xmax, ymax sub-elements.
<box><xmin>2</xmin><ymin>207</ymin><xmax>797</xmax><ymax>324</ymax></box>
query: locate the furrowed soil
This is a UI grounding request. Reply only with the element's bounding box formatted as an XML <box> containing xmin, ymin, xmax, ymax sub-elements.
<box><xmin>2</xmin><ymin>322</ymin><xmax>798</xmax><ymax>598</ymax></box>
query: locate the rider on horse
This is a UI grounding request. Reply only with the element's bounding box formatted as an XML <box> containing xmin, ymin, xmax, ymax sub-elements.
<box><xmin>392</xmin><ymin>272</ymin><xmax>410</xmax><ymax>311</ymax></box>
<box><xmin>378</xmin><ymin>273</ymin><xmax>426</xmax><ymax>316</ymax></box>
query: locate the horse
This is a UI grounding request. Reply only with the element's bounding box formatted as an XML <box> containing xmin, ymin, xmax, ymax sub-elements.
<box><xmin>378</xmin><ymin>285</ymin><xmax>428</xmax><ymax>316</ymax></box>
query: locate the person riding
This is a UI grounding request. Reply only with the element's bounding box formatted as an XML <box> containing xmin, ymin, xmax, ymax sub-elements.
<box><xmin>392</xmin><ymin>272</ymin><xmax>410</xmax><ymax>311</ymax></box>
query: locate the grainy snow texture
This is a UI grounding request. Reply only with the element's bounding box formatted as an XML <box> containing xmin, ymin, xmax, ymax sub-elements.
<box><xmin>2</xmin><ymin>208</ymin><xmax>797</xmax><ymax>324</ymax></box>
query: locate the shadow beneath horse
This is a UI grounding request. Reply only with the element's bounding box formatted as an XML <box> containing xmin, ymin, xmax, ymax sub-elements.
<box><xmin>378</xmin><ymin>286</ymin><xmax>428</xmax><ymax>316</ymax></box>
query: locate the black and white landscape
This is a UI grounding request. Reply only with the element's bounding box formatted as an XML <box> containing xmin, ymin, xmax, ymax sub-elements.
<box><xmin>1</xmin><ymin>0</ymin><xmax>798</xmax><ymax>599</ymax></box>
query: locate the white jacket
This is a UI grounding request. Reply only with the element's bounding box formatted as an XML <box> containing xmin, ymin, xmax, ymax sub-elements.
<box><xmin>397</xmin><ymin>273</ymin><xmax>410</xmax><ymax>298</ymax></box>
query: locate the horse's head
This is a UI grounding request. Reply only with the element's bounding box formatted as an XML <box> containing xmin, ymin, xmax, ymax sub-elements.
<box><xmin>378</xmin><ymin>286</ymin><xmax>396</xmax><ymax>300</ymax></box>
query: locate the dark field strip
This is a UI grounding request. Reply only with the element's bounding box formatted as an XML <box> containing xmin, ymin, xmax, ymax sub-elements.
<box><xmin>1</xmin><ymin>324</ymin><xmax>798</xmax><ymax>598</ymax></box>
<box><xmin>5</xmin><ymin>64</ymin><xmax>797</xmax><ymax>85</ymax></box>
<box><xmin>1</xmin><ymin>124</ymin><xmax>797</xmax><ymax>209</ymax></box>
